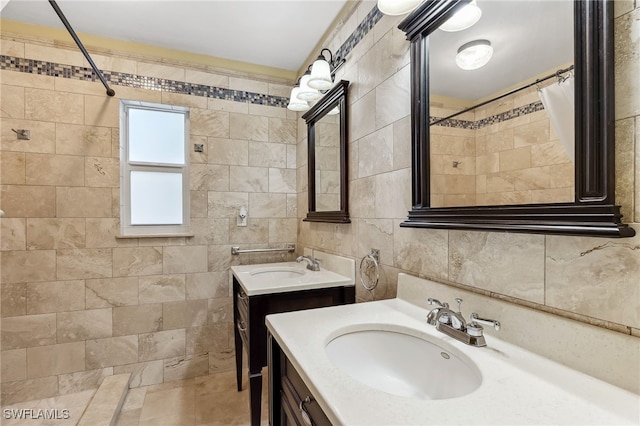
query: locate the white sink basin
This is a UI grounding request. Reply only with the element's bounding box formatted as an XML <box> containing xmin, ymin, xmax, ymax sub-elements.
<box><xmin>249</xmin><ymin>267</ymin><xmax>306</xmax><ymax>280</ymax></box>
<box><xmin>325</xmin><ymin>329</ymin><xmax>482</xmax><ymax>400</ymax></box>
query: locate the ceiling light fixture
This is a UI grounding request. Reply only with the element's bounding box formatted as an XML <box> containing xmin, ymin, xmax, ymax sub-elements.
<box><xmin>287</xmin><ymin>48</ymin><xmax>345</xmax><ymax>112</ymax></box>
<box><xmin>455</xmin><ymin>39</ymin><xmax>493</xmax><ymax>70</ymax></box>
<box><xmin>440</xmin><ymin>0</ymin><xmax>482</xmax><ymax>32</ymax></box>
<box><xmin>377</xmin><ymin>0</ymin><xmax>423</xmax><ymax>16</ymax></box>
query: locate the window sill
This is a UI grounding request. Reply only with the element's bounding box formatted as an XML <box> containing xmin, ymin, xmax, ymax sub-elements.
<box><xmin>116</xmin><ymin>233</ymin><xmax>195</xmax><ymax>239</ymax></box>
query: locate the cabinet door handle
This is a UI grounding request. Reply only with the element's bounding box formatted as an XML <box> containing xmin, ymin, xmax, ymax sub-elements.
<box><xmin>238</xmin><ymin>291</ymin><xmax>247</xmax><ymax>301</ymax></box>
<box><xmin>299</xmin><ymin>396</ymin><xmax>313</xmax><ymax>426</ymax></box>
<box><xmin>237</xmin><ymin>320</ymin><xmax>247</xmax><ymax>332</ymax></box>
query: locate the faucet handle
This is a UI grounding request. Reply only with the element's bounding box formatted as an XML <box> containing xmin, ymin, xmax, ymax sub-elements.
<box><xmin>427</xmin><ymin>298</ymin><xmax>449</xmax><ymax>308</ymax></box>
<box><xmin>470</xmin><ymin>313</ymin><xmax>501</xmax><ymax>331</ymax></box>
<box><xmin>454</xmin><ymin>298</ymin><xmax>463</xmax><ymax>313</ymax></box>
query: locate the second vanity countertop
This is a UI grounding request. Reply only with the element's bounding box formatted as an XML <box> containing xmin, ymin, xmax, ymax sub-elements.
<box><xmin>231</xmin><ymin>262</ymin><xmax>354</xmax><ymax>296</ymax></box>
<box><xmin>266</xmin><ymin>298</ymin><xmax>640</xmax><ymax>425</ymax></box>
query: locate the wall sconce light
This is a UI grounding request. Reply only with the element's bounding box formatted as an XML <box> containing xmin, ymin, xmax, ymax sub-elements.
<box><xmin>377</xmin><ymin>0</ymin><xmax>423</xmax><ymax>15</ymax></box>
<box><xmin>455</xmin><ymin>39</ymin><xmax>493</xmax><ymax>70</ymax></box>
<box><xmin>287</xmin><ymin>48</ymin><xmax>346</xmax><ymax>112</ymax></box>
<box><xmin>439</xmin><ymin>0</ymin><xmax>482</xmax><ymax>32</ymax></box>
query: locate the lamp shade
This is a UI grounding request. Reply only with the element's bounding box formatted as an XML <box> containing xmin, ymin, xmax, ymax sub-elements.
<box><xmin>287</xmin><ymin>86</ymin><xmax>309</xmax><ymax>111</ymax></box>
<box><xmin>377</xmin><ymin>0</ymin><xmax>423</xmax><ymax>15</ymax></box>
<box><xmin>440</xmin><ymin>0</ymin><xmax>482</xmax><ymax>32</ymax></box>
<box><xmin>297</xmin><ymin>73</ymin><xmax>321</xmax><ymax>101</ymax></box>
<box><xmin>455</xmin><ymin>39</ymin><xmax>493</xmax><ymax>70</ymax></box>
<box><xmin>308</xmin><ymin>56</ymin><xmax>333</xmax><ymax>90</ymax></box>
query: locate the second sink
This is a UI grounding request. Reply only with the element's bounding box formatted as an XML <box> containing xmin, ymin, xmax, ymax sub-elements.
<box><xmin>325</xmin><ymin>329</ymin><xmax>482</xmax><ymax>400</ymax></box>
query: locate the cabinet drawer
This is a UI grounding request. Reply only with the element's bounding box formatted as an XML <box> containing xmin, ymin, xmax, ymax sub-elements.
<box><xmin>236</xmin><ymin>289</ymin><xmax>249</xmax><ymax>346</ymax></box>
<box><xmin>281</xmin><ymin>358</ymin><xmax>331</xmax><ymax>426</ymax></box>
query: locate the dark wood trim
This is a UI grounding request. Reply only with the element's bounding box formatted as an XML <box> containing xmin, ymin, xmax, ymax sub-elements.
<box><xmin>302</xmin><ymin>80</ymin><xmax>351</xmax><ymax>224</ymax></box>
<box><xmin>398</xmin><ymin>0</ymin><xmax>634</xmax><ymax>238</ymax></box>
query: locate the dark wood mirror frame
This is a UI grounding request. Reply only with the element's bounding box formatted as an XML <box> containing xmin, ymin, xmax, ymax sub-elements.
<box><xmin>302</xmin><ymin>80</ymin><xmax>350</xmax><ymax>223</ymax></box>
<box><xmin>398</xmin><ymin>0</ymin><xmax>635</xmax><ymax>237</ymax></box>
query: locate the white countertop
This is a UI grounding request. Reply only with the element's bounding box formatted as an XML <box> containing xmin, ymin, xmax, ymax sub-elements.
<box><xmin>231</xmin><ymin>262</ymin><xmax>354</xmax><ymax>296</ymax></box>
<box><xmin>266</xmin><ymin>298</ymin><xmax>640</xmax><ymax>425</ymax></box>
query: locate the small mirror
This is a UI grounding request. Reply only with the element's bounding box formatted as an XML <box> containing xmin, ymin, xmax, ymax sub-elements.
<box><xmin>303</xmin><ymin>80</ymin><xmax>350</xmax><ymax>223</ymax></box>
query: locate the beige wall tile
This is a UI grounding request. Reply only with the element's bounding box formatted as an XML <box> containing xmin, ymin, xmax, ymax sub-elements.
<box><xmin>26</xmin><ymin>342</ymin><xmax>85</xmax><ymax>379</ymax></box>
<box><xmin>1</xmin><ymin>185</ymin><xmax>56</xmax><ymax>217</ymax></box>
<box><xmin>55</xmin><ymin>123</ymin><xmax>112</xmax><ymax>157</ymax></box>
<box><xmin>86</xmin><ymin>277</ymin><xmax>139</xmax><ymax>308</ymax></box>
<box><xmin>190</xmin><ymin>190</ymin><xmax>208</xmax><ymax>218</ymax></box>
<box><xmin>163</xmin><ymin>246</ymin><xmax>208</xmax><ymax>274</ymax></box>
<box><xmin>27</xmin><ymin>280</ymin><xmax>85</xmax><ymax>314</ymax></box>
<box><xmin>84</xmin><ymin>94</ymin><xmax>119</xmax><ymax>127</ymax></box>
<box><xmin>207</xmin><ymin>191</ymin><xmax>248</xmax><ymax>218</ymax></box>
<box><xmin>268</xmin><ymin>168</ymin><xmax>296</xmax><ymax>193</ymax></box>
<box><xmin>191</xmin><ymin>108</ymin><xmax>229</xmax><ymax>137</ymax></box>
<box><xmin>228</xmin><ymin>219</ymin><xmax>269</xmax><ymax>244</ymax></box>
<box><xmin>207</xmin><ymin>98</ymin><xmax>248</xmax><ymax>114</ymax></box>
<box><xmin>2</xmin><ymin>118</ymin><xmax>56</xmax><ymax>154</ymax></box>
<box><xmin>139</xmin><ymin>329</ymin><xmax>185</xmax><ymax>362</ymax></box>
<box><xmin>248</xmin><ymin>142</ymin><xmax>286</xmax><ymax>168</ymax></box>
<box><xmin>0</xmin><ymin>69</ymin><xmax>54</xmax><ymax>89</ymax></box>
<box><xmin>190</xmin><ymin>164</ymin><xmax>229</xmax><ymax>191</ymax></box>
<box><xmin>350</xmin><ymin>90</ymin><xmax>376</xmax><ymax>141</ymax></box>
<box><xmin>1</xmin><ymin>283</ymin><xmax>26</xmax><ymax>317</ymax></box>
<box><xmin>185</xmin><ymin>271</ymin><xmax>228</xmax><ymax>300</ymax></box>
<box><xmin>229</xmin><ymin>77</ymin><xmax>268</xmax><ymax>94</ymax></box>
<box><xmin>614</xmin><ymin>8</ymin><xmax>640</xmax><ymax>120</ymax></box>
<box><xmin>25</xmin><ymin>88</ymin><xmax>84</xmax><ymax>124</ymax></box>
<box><xmin>57</xmin><ymin>308</ymin><xmax>112</xmax><ymax>343</ymax></box>
<box><xmin>191</xmin><ymin>135</ymin><xmax>208</xmax><ymax>164</ymax></box>
<box><xmin>546</xmin><ymin>230</ymin><xmax>640</xmax><ymax>328</ymax></box>
<box><xmin>375</xmin><ymin>65</ymin><xmax>410</xmax><ymax>129</ymax></box>
<box><xmin>229</xmin><ymin>113</ymin><xmax>268</xmax><ymax>141</ymax></box>
<box><xmin>85</xmin><ymin>218</ymin><xmax>134</xmax><ymax>248</ymax></box>
<box><xmin>499</xmin><ymin>146</ymin><xmax>532</xmax><ymax>171</ymax></box>
<box><xmin>1</xmin><ymin>313</ymin><xmax>57</xmax><ymax>350</ymax></box>
<box><xmin>185</xmin><ymin>324</ymin><xmax>228</xmax><ymax>356</ymax></box>
<box><xmin>139</xmin><ymin>274</ymin><xmax>186</xmax><ymax>304</ymax></box>
<box><xmin>248</xmin><ymin>193</ymin><xmax>287</xmax><ymax>218</ymax></box>
<box><xmin>393</xmin><ymin>224</ymin><xmax>448</xmax><ymax>279</ymax></box>
<box><xmin>268</xmin><ymin>218</ymin><xmax>297</xmax><ymax>243</ymax></box>
<box><xmin>374</xmin><ymin>169</ymin><xmax>411</xmax><ymax>219</ymax></box>
<box><xmin>137</xmin><ymin>62</ymin><xmax>185</xmax><ymax>81</ymax></box>
<box><xmin>26</xmin><ymin>218</ymin><xmax>85</xmax><ymax>249</ymax></box>
<box><xmin>25</xmin><ymin>44</ymin><xmax>85</xmax><ymax>66</ymax></box>
<box><xmin>229</xmin><ymin>166</ymin><xmax>268</xmax><ymax>192</ymax></box>
<box><xmin>58</xmin><ymin>367</ymin><xmax>113</xmax><ymax>395</ymax></box>
<box><xmin>113</xmin><ymin>304</ymin><xmax>162</xmax><ymax>336</ymax></box>
<box><xmin>188</xmin><ymin>218</ymin><xmax>229</xmax><ymax>245</ymax></box>
<box><xmin>114</xmin><ymin>360</ymin><xmax>163</xmax><ymax>388</ymax></box>
<box><xmin>1</xmin><ymin>151</ymin><xmax>26</xmax><ymax>184</ymax></box>
<box><xmin>160</xmin><ymin>92</ymin><xmax>208</xmax><ymax>109</ymax></box>
<box><xmin>207</xmin><ymin>298</ymin><xmax>232</xmax><ymax>325</ymax></box>
<box><xmin>186</xmin><ymin>69</ymin><xmax>228</xmax><ymax>88</ymax></box>
<box><xmin>1</xmin><ymin>218</ymin><xmax>26</xmax><ymax>251</ymax></box>
<box><xmin>207</xmin><ymin>138</ymin><xmax>248</xmax><ymax>166</ymax></box>
<box><xmin>1</xmin><ymin>84</ymin><xmax>25</xmax><ymax>119</ymax></box>
<box><xmin>0</xmin><ymin>40</ymin><xmax>24</xmax><ymax>57</ymax></box>
<box><xmin>0</xmin><ymin>376</ymin><xmax>58</xmax><ymax>405</ymax></box>
<box><xmin>86</xmin><ymin>336</ymin><xmax>138</xmax><ymax>369</ymax></box>
<box><xmin>85</xmin><ymin>157</ymin><xmax>119</xmax><ymax>187</ymax></box>
<box><xmin>56</xmin><ymin>187</ymin><xmax>112</xmax><ymax>217</ymax></box>
<box><xmin>358</xmin><ymin>125</ymin><xmax>394</xmax><ymax>178</ymax></box>
<box><xmin>57</xmin><ymin>248</ymin><xmax>112</xmax><ymax>280</ymax></box>
<box><xmin>163</xmin><ymin>353</ymin><xmax>209</xmax><ymax>382</ymax></box>
<box><xmin>113</xmin><ymin>247</ymin><xmax>163</xmax><ymax>277</ymax></box>
<box><xmin>1</xmin><ymin>249</ymin><xmax>56</xmax><ymax>284</ymax></box>
<box><xmin>163</xmin><ymin>300</ymin><xmax>208</xmax><ymax>330</ymax></box>
<box><xmin>268</xmin><ymin>118</ymin><xmax>296</xmax><ymax>144</ymax></box>
<box><xmin>1</xmin><ymin>349</ymin><xmax>26</xmax><ymax>383</ymax></box>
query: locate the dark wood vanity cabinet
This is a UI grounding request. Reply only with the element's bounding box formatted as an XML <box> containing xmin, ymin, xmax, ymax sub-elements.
<box><xmin>268</xmin><ymin>333</ymin><xmax>331</xmax><ymax>426</ymax></box>
<box><xmin>232</xmin><ymin>275</ymin><xmax>354</xmax><ymax>426</ymax></box>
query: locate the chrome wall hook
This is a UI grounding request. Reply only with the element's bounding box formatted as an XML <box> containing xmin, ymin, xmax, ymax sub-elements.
<box><xmin>11</xmin><ymin>129</ymin><xmax>30</xmax><ymax>140</ymax></box>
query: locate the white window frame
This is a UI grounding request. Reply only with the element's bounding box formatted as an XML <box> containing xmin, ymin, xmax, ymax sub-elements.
<box><xmin>120</xmin><ymin>100</ymin><xmax>191</xmax><ymax>237</ymax></box>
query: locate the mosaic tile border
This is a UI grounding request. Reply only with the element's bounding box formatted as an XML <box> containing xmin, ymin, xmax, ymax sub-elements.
<box><xmin>0</xmin><ymin>6</ymin><xmax>384</xmax><ymax>109</ymax></box>
<box><xmin>431</xmin><ymin>101</ymin><xmax>546</xmax><ymax>129</ymax></box>
<box><xmin>0</xmin><ymin>55</ymin><xmax>290</xmax><ymax>107</ymax></box>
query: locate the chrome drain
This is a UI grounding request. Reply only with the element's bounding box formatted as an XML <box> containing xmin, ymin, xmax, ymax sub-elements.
<box><xmin>440</xmin><ymin>352</ymin><xmax>450</xmax><ymax>359</ymax></box>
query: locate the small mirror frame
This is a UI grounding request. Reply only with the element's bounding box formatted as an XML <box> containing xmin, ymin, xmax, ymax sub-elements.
<box><xmin>398</xmin><ymin>0</ymin><xmax>634</xmax><ymax>237</ymax></box>
<box><xmin>302</xmin><ymin>80</ymin><xmax>350</xmax><ymax>223</ymax></box>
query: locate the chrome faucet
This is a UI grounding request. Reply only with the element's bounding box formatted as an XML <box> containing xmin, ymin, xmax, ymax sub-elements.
<box><xmin>426</xmin><ymin>297</ymin><xmax>500</xmax><ymax>347</ymax></box>
<box><xmin>296</xmin><ymin>255</ymin><xmax>320</xmax><ymax>271</ymax></box>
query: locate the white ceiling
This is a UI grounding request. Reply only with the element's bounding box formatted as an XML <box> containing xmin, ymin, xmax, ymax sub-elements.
<box><xmin>0</xmin><ymin>0</ymin><xmax>349</xmax><ymax>73</ymax></box>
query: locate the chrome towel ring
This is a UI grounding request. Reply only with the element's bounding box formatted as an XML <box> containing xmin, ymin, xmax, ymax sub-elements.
<box><xmin>360</xmin><ymin>249</ymin><xmax>380</xmax><ymax>291</ymax></box>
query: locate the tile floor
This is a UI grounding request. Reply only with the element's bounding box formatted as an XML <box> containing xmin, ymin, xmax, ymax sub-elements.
<box><xmin>1</xmin><ymin>370</ymin><xmax>268</xmax><ymax>426</ymax></box>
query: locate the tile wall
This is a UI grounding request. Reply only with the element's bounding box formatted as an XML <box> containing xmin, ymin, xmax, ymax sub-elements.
<box><xmin>0</xmin><ymin>32</ymin><xmax>298</xmax><ymax>404</ymax></box>
<box><xmin>297</xmin><ymin>0</ymin><xmax>640</xmax><ymax>389</ymax></box>
<box><xmin>430</xmin><ymin>81</ymin><xmax>574</xmax><ymax>207</ymax></box>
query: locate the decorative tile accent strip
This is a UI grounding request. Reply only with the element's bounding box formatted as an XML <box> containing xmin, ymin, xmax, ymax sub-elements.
<box><xmin>336</xmin><ymin>6</ymin><xmax>384</xmax><ymax>62</ymax></box>
<box><xmin>431</xmin><ymin>101</ymin><xmax>546</xmax><ymax>129</ymax></box>
<box><xmin>0</xmin><ymin>55</ymin><xmax>289</xmax><ymax>107</ymax></box>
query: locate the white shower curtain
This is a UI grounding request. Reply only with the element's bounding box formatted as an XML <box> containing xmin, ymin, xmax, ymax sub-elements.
<box><xmin>538</xmin><ymin>75</ymin><xmax>575</xmax><ymax>163</ymax></box>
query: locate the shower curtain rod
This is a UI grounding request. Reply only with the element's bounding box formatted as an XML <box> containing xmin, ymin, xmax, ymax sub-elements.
<box><xmin>48</xmin><ymin>0</ymin><xmax>115</xmax><ymax>97</ymax></box>
<box><xmin>431</xmin><ymin>64</ymin><xmax>574</xmax><ymax>126</ymax></box>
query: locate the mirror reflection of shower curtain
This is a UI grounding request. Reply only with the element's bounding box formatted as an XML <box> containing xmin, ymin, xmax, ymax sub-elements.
<box><xmin>538</xmin><ymin>75</ymin><xmax>574</xmax><ymax>163</ymax></box>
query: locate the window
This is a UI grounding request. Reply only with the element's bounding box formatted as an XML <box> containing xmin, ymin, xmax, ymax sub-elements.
<box><xmin>120</xmin><ymin>100</ymin><xmax>190</xmax><ymax>236</ymax></box>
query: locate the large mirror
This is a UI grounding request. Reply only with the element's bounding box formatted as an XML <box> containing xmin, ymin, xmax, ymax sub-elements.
<box><xmin>398</xmin><ymin>0</ymin><xmax>635</xmax><ymax>237</ymax></box>
<box><xmin>302</xmin><ymin>80</ymin><xmax>350</xmax><ymax>223</ymax></box>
